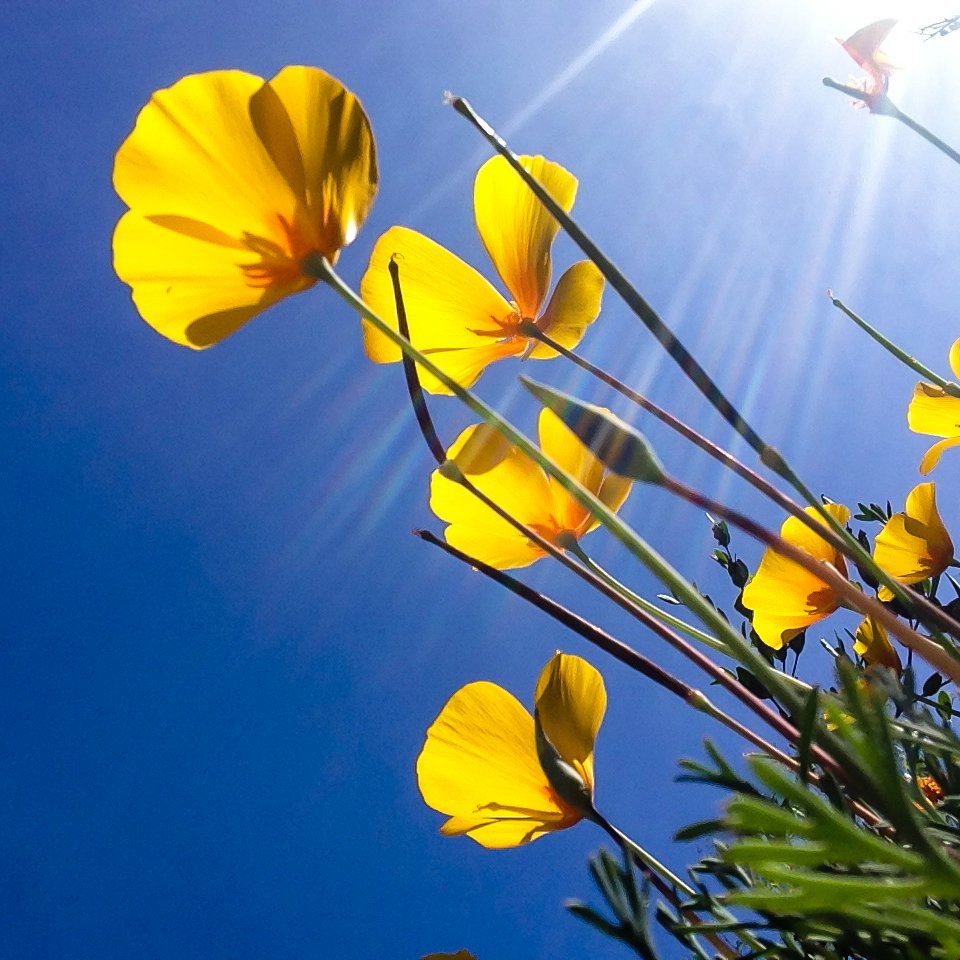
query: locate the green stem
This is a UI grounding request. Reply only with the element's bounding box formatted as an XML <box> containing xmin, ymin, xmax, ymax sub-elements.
<box><xmin>315</xmin><ymin>258</ymin><xmax>863</xmax><ymax>784</ymax></box>
<box><xmin>446</xmin><ymin>96</ymin><xmax>950</xmax><ymax>639</ymax></box>
<box><xmin>522</xmin><ymin>323</ymin><xmax>960</xmax><ymax>648</ymax></box>
<box><xmin>829</xmin><ymin>293</ymin><xmax>960</xmax><ymax>398</ymax></box>
<box><xmin>591</xmin><ymin>811</ymin><xmax>765</xmax><ymax>957</ymax></box>
<box><xmin>822</xmin><ymin>78</ymin><xmax>960</xmax><ymax>165</ymax></box>
<box><xmin>564</xmin><ymin>540</ymin><xmax>731</xmax><ymax>656</ymax></box>
<box><xmin>447</xmin><ymin>95</ymin><xmax>772</xmax><ymax>463</ymax></box>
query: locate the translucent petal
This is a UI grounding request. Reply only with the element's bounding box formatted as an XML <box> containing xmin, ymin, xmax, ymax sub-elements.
<box><xmin>263</xmin><ymin>66</ymin><xmax>378</xmax><ymax>251</ymax></box>
<box><xmin>874</xmin><ymin>482</ymin><xmax>953</xmax><ymax>598</ymax></box>
<box><xmin>114</xmin><ymin>70</ymin><xmax>299</xmax><ymax>241</ymax></box>
<box><xmin>907</xmin><ymin>382</ymin><xmax>960</xmax><ymax>438</ymax></box>
<box><xmin>474</xmin><ymin>156</ymin><xmax>576</xmax><ymax>319</ymax></box>
<box><xmin>113</xmin><ymin>212</ymin><xmax>310</xmax><ymax>347</ymax></box>
<box><xmin>919</xmin><ymin>436</ymin><xmax>960</xmax><ymax>475</ymax></box>
<box><xmin>359</xmin><ymin>227</ymin><xmax>520</xmax><ymax>392</ymax></box>
<box><xmin>416</xmin><ymin>681</ymin><xmax>567</xmax><ymax>849</ymax></box>
<box><xmin>949</xmin><ymin>338</ymin><xmax>960</xmax><ymax>381</ymax></box>
<box><xmin>533</xmin><ymin>653</ymin><xmax>606</xmax><ymax>790</ymax></box>
<box><xmin>430</xmin><ymin>424</ymin><xmax>552</xmax><ymax>569</ymax></box>
<box><xmin>741</xmin><ymin>504</ymin><xmax>850</xmax><ymax>649</ymax></box>
<box><xmin>538</xmin><ymin>408</ymin><xmax>605</xmax><ymax>534</ymax></box>
<box><xmin>853</xmin><ymin>617</ymin><xmax>902</xmax><ymax>674</ymax></box>
<box><xmin>527</xmin><ymin>261</ymin><xmax>604</xmax><ymax>359</ymax></box>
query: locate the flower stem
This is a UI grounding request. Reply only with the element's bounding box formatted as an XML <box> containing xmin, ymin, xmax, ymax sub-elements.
<box><xmin>317</xmin><ymin>259</ymin><xmax>857</xmax><ymax>780</ymax></box>
<box><xmin>521</xmin><ymin>323</ymin><xmax>960</xmax><ymax>647</ymax></box>
<box><xmin>446</xmin><ymin>96</ymin><xmax>953</xmax><ymax>635</ymax></box>
<box><xmin>663</xmin><ymin>474</ymin><xmax>960</xmax><ymax>684</ymax></box>
<box><xmin>828</xmin><ymin>293</ymin><xmax>960</xmax><ymax>397</ymax></box>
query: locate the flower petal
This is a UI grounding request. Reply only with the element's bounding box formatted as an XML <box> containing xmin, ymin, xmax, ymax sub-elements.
<box><xmin>113</xmin><ymin>211</ymin><xmax>311</xmax><ymax>347</ymax></box>
<box><xmin>114</xmin><ymin>70</ymin><xmax>299</xmax><ymax>240</ymax></box>
<box><xmin>527</xmin><ymin>261</ymin><xmax>604</xmax><ymax>359</ymax></box>
<box><xmin>907</xmin><ymin>382</ymin><xmax>960</xmax><ymax>439</ymax></box>
<box><xmin>853</xmin><ymin>617</ymin><xmax>902</xmax><ymax>674</ymax></box>
<box><xmin>416</xmin><ymin>681</ymin><xmax>569</xmax><ymax>849</ymax></box>
<box><xmin>430</xmin><ymin>424</ymin><xmax>553</xmax><ymax>569</ymax></box>
<box><xmin>537</xmin><ymin>408</ymin><xmax>604</xmax><ymax>534</ymax></box>
<box><xmin>920</xmin><ymin>436</ymin><xmax>960</xmax><ymax>475</ymax></box>
<box><xmin>949</xmin><ymin>338</ymin><xmax>960</xmax><ymax>381</ymax></box>
<box><xmin>533</xmin><ymin>653</ymin><xmax>605</xmax><ymax>791</ymax></box>
<box><xmin>261</xmin><ymin>66</ymin><xmax>378</xmax><ymax>251</ymax></box>
<box><xmin>360</xmin><ymin>226</ymin><xmax>520</xmax><ymax>393</ymax></box>
<box><xmin>741</xmin><ymin>504</ymin><xmax>850</xmax><ymax>649</ymax></box>
<box><xmin>474</xmin><ymin>156</ymin><xmax>576</xmax><ymax>319</ymax></box>
<box><xmin>874</xmin><ymin>482</ymin><xmax>953</xmax><ymax>598</ymax></box>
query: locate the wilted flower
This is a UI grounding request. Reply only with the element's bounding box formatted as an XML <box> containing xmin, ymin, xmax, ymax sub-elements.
<box><xmin>838</xmin><ymin>19</ymin><xmax>899</xmax><ymax>108</ymax></box>
<box><xmin>741</xmin><ymin>504</ymin><xmax>851</xmax><ymax>649</ymax></box>
<box><xmin>113</xmin><ymin>67</ymin><xmax>378</xmax><ymax>347</ymax></box>
<box><xmin>360</xmin><ymin>155</ymin><xmax>603</xmax><ymax>393</ymax></box>
<box><xmin>872</xmin><ymin>482</ymin><xmax>953</xmax><ymax>600</ymax></box>
<box><xmin>416</xmin><ymin>652</ymin><xmax>605</xmax><ymax>848</ymax></box>
<box><xmin>430</xmin><ymin>409</ymin><xmax>632</xmax><ymax>570</ymax></box>
<box><xmin>908</xmin><ymin>339</ymin><xmax>960</xmax><ymax>473</ymax></box>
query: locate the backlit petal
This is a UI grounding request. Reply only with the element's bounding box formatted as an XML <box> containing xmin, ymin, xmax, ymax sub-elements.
<box><xmin>874</xmin><ymin>482</ymin><xmax>953</xmax><ymax>599</ymax></box>
<box><xmin>920</xmin><ymin>437</ymin><xmax>960</xmax><ymax>475</ymax></box>
<box><xmin>853</xmin><ymin>617</ymin><xmax>902</xmax><ymax>674</ymax></box>
<box><xmin>114</xmin><ymin>71</ymin><xmax>299</xmax><ymax>241</ymax></box>
<box><xmin>430</xmin><ymin>424</ymin><xmax>553</xmax><ymax>569</ymax></box>
<box><xmin>949</xmin><ymin>338</ymin><xmax>960</xmax><ymax>381</ymax></box>
<box><xmin>742</xmin><ymin>504</ymin><xmax>850</xmax><ymax>649</ymax></box>
<box><xmin>474</xmin><ymin>156</ymin><xmax>577</xmax><ymax>319</ymax></box>
<box><xmin>527</xmin><ymin>261</ymin><xmax>604</xmax><ymax>359</ymax></box>
<box><xmin>416</xmin><ymin>681</ymin><xmax>568</xmax><ymax>849</ymax></box>
<box><xmin>262</xmin><ymin>66</ymin><xmax>378</xmax><ymax>251</ymax></box>
<box><xmin>113</xmin><ymin>212</ymin><xmax>310</xmax><ymax>348</ymax></box>
<box><xmin>534</xmin><ymin>653</ymin><xmax>605</xmax><ymax>791</ymax></box>
<box><xmin>539</xmin><ymin>408</ymin><xmax>605</xmax><ymax>534</ymax></box>
<box><xmin>907</xmin><ymin>382</ymin><xmax>960</xmax><ymax>439</ymax></box>
<box><xmin>360</xmin><ymin>226</ymin><xmax>519</xmax><ymax>392</ymax></box>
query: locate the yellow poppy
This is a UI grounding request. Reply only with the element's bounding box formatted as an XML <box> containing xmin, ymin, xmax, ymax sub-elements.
<box><xmin>852</xmin><ymin>617</ymin><xmax>902</xmax><ymax>675</ymax></box>
<box><xmin>908</xmin><ymin>338</ymin><xmax>960</xmax><ymax>473</ymax></box>
<box><xmin>113</xmin><ymin>67</ymin><xmax>378</xmax><ymax>348</ymax></box>
<box><xmin>430</xmin><ymin>409</ymin><xmax>632</xmax><ymax>570</ymax></box>
<box><xmin>872</xmin><ymin>482</ymin><xmax>953</xmax><ymax>600</ymax></box>
<box><xmin>359</xmin><ymin>155</ymin><xmax>604</xmax><ymax>394</ymax></box>
<box><xmin>416</xmin><ymin>652</ymin><xmax>606</xmax><ymax>849</ymax></box>
<box><xmin>741</xmin><ymin>504</ymin><xmax>851</xmax><ymax>649</ymax></box>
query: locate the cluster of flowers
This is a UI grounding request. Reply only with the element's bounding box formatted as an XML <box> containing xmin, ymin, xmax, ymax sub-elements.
<box><xmin>112</xmin><ymin>28</ymin><xmax>960</xmax><ymax>953</ymax></box>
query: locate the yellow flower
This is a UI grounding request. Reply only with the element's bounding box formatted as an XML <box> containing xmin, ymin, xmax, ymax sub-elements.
<box><xmin>430</xmin><ymin>409</ymin><xmax>632</xmax><ymax>570</ymax></box>
<box><xmin>908</xmin><ymin>338</ymin><xmax>960</xmax><ymax>473</ymax></box>
<box><xmin>359</xmin><ymin>155</ymin><xmax>604</xmax><ymax>394</ymax></box>
<box><xmin>741</xmin><ymin>504</ymin><xmax>851</xmax><ymax>649</ymax></box>
<box><xmin>416</xmin><ymin>652</ymin><xmax>606</xmax><ymax>849</ymax></box>
<box><xmin>872</xmin><ymin>482</ymin><xmax>953</xmax><ymax>601</ymax></box>
<box><xmin>852</xmin><ymin>616</ymin><xmax>902</xmax><ymax>675</ymax></box>
<box><xmin>113</xmin><ymin>67</ymin><xmax>378</xmax><ymax>348</ymax></box>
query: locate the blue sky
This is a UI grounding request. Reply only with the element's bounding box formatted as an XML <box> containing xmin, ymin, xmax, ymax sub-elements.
<box><xmin>3</xmin><ymin>1</ymin><xmax>960</xmax><ymax>958</ymax></box>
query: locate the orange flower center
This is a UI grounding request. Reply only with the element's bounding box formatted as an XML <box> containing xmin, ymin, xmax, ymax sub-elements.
<box><xmin>240</xmin><ymin>213</ymin><xmax>318</xmax><ymax>290</ymax></box>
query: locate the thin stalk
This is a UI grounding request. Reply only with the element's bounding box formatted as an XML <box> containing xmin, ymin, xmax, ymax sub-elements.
<box><xmin>828</xmin><ymin>294</ymin><xmax>960</xmax><ymax>398</ymax></box>
<box><xmin>590</xmin><ymin>811</ymin><xmax>762</xmax><ymax>958</ymax></box>
<box><xmin>447</xmin><ymin>97</ymin><xmax>956</xmax><ymax>642</ymax></box>
<box><xmin>664</xmin><ymin>474</ymin><xmax>960</xmax><ymax>684</ymax></box>
<box><xmin>447</xmin><ymin>95</ymin><xmax>771</xmax><ymax>465</ymax></box>
<box><xmin>416</xmin><ymin>528</ymin><xmax>801</xmax><ymax>773</ymax></box>
<box><xmin>522</xmin><ymin>323</ymin><xmax>960</xmax><ymax>644</ymax></box>
<box><xmin>565</xmin><ymin>541</ymin><xmax>730</xmax><ymax>656</ymax></box>
<box><xmin>822</xmin><ymin>79</ymin><xmax>960</xmax><ymax>166</ymax></box>
<box><xmin>315</xmin><ymin>257</ymin><xmax>856</xmax><ymax>782</ymax></box>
